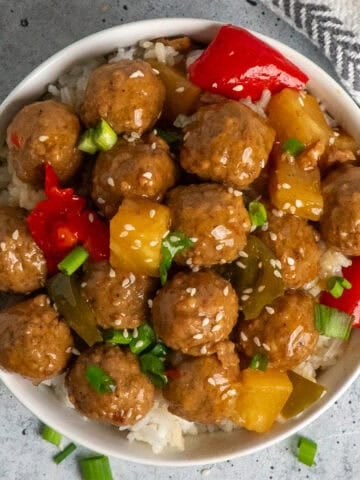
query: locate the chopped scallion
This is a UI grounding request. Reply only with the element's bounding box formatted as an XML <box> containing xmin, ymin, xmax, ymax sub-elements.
<box><xmin>86</xmin><ymin>365</ymin><xmax>116</xmax><ymax>394</ymax></box>
<box><xmin>157</xmin><ymin>129</ymin><xmax>183</xmax><ymax>147</ymax></box>
<box><xmin>53</xmin><ymin>442</ymin><xmax>77</xmax><ymax>464</ymax></box>
<box><xmin>93</xmin><ymin>119</ymin><xmax>117</xmax><ymax>151</ymax></box>
<box><xmin>314</xmin><ymin>304</ymin><xmax>353</xmax><ymax>340</ymax></box>
<box><xmin>326</xmin><ymin>276</ymin><xmax>352</xmax><ymax>299</ymax></box>
<box><xmin>57</xmin><ymin>246</ymin><xmax>89</xmax><ymax>276</ymax></box>
<box><xmin>282</xmin><ymin>137</ymin><xmax>305</xmax><ymax>157</ymax></box>
<box><xmin>102</xmin><ymin>328</ymin><xmax>133</xmax><ymax>345</ymax></box>
<box><xmin>140</xmin><ymin>353</ymin><xmax>168</xmax><ymax>387</ymax></box>
<box><xmin>80</xmin><ymin>455</ymin><xmax>113</xmax><ymax>480</ymax></box>
<box><xmin>249</xmin><ymin>353</ymin><xmax>268</xmax><ymax>371</ymax></box>
<box><xmin>129</xmin><ymin>324</ymin><xmax>156</xmax><ymax>354</ymax></box>
<box><xmin>160</xmin><ymin>231</ymin><xmax>193</xmax><ymax>285</ymax></box>
<box><xmin>248</xmin><ymin>201</ymin><xmax>267</xmax><ymax>228</ymax></box>
<box><xmin>78</xmin><ymin>128</ymin><xmax>98</xmax><ymax>154</ymax></box>
<box><xmin>41</xmin><ymin>424</ymin><xmax>62</xmax><ymax>447</ymax></box>
<box><xmin>148</xmin><ymin>342</ymin><xmax>168</xmax><ymax>358</ymax></box>
<box><xmin>297</xmin><ymin>436</ymin><xmax>317</xmax><ymax>466</ymax></box>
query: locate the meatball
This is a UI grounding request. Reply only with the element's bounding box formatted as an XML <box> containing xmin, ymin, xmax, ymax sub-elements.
<box><xmin>66</xmin><ymin>344</ymin><xmax>154</xmax><ymax>426</ymax></box>
<box><xmin>7</xmin><ymin>100</ymin><xmax>82</xmax><ymax>186</ymax></box>
<box><xmin>320</xmin><ymin>165</ymin><xmax>360</xmax><ymax>255</ymax></box>
<box><xmin>0</xmin><ymin>207</ymin><xmax>47</xmax><ymax>293</ymax></box>
<box><xmin>0</xmin><ymin>295</ymin><xmax>73</xmax><ymax>381</ymax></box>
<box><xmin>81</xmin><ymin>261</ymin><xmax>157</xmax><ymax>330</ymax></box>
<box><xmin>152</xmin><ymin>271</ymin><xmax>238</xmax><ymax>356</ymax></box>
<box><xmin>238</xmin><ymin>292</ymin><xmax>319</xmax><ymax>370</ymax></box>
<box><xmin>92</xmin><ymin>135</ymin><xmax>176</xmax><ymax>218</ymax></box>
<box><xmin>258</xmin><ymin>210</ymin><xmax>321</xmax><ymax>288</ymax></box>
<box><xmin>163</xmin><ymin>342</ymin><xmax>240</xmax><ymax>423</ymax></box>
<box><xmin>180</xmin><ymin>101</ymin><xmax>275</xmax><ymax>188</ymax></box>
<box><xmin>81</xmin><ymin>59</ymin><xmax>165</xmax><ymax>134</ymax></box>
<box><xmin>167</xmin><ymin>184</ymin><xmax>250</xmax><ymax>267</ymax></box>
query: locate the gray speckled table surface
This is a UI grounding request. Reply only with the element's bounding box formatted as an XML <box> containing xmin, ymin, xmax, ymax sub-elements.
<box><xmin>0</xmin><ymin>1</ymin><xmax>359</xmax><ymax>479</ymax></box>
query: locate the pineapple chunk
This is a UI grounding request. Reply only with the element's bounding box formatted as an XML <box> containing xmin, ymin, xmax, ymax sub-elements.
<box><xmin>147</xmin><ymin>59</ymin><xmax>201</xmax><ymax>121</ymax></box>
<box><xmin>269</xmin><ymin>149</ymin><xmax>323</xmax><ymax>221</ymax></box>
<box><xmin>267</xmin><ymin>88</ymin><xmax>332</xmax><ymax>147</ymax></box>
<box><xmin>224</xmin><ymin>369</ymin><xmax>293</xmax><ymax>433</ymax></box>
<box><xmin>110</xmin><ymin>198</ymin><xmax>171</xmax><ymax>276</ymax></box>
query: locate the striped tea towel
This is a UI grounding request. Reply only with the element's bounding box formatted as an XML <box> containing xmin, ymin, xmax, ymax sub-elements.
<box><xmin>261</xmin><ymin>0</ymin><xmax>360</xmax><ymax>104</ymax></box>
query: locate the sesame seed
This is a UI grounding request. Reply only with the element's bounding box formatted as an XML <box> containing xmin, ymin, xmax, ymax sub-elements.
<box><xmin>270</xmin><ymin>259</ymin><xmax>277</xmax><ymax>268</ymax></box>
<box><xmin>133</xmin><ymin>327</ymin><xmax>138</xmax><ymax>338</ymax></box>
<box><xmin>151</xmin><ymin>142</ymin><xmax>157</xmax><ymax>150</ymax></box>
<box><xmin>258</xmin><ymin>285</ymin><xmax>266</xmax><ymax>292</ymax></box>
<box><xmin>274</xmin><ymin>270</ymin><xmax>282</xmax><ymax>278</ymax></box>
<box><xmin>298</xmin><ymin>96</ymin><xmax>305</xmax><ymax>106</ymax></box>
<box><xmin>286</xmin><ymin>257</ymin><xmax>295</xmax><ymax>266</ymax></box>
<box><xmin>212</xmin><ymin>82</ymin><xmax>218</xmax><ymax>88</ymax></box>
<box><xmin>144</xmin><ymin>258</ymin><xmax>152</xmax><ymax>263</ymax></box>
<box><xmin>258</xmin><ymin>261</ymin><xmax>263</xmax><ymax>268</ymax></box>
<box><xmin>212</xmin><ymin>325</ymin><xmax>221</xmax><ymax>332</ymax></box>
<box><xmin>119</xmin><ymin>231</ymin><xmax>128</xmax><ymax>238</ymax></box>
<box><xmin>269</xmin><ymin>232</ymin><xmax>277</xmax><ymax>241</ymax></box>
<box><xmin>152</xmin><ymin>68</ymin><xmax>160</xmax><ymax>75</ymax></box>
<box><xmin>275</xmin><ymin>259</ymin><xmax>282</xmax><ymax>269</ymax></box>
<box><xmin>312</xmin><ymin>208</ymin><xmax>322</xmax><ymax>216</ymax></box>
<box><xmin>129</xmin><ymin>70</ymin><xmax>145</xmax><ymax>78</ymax></box>
<box><xmin>107</xmin><ymin>177</ymin><xmax>115</xmax><ymax>187</ymax></box>
<box><xmin>265</xmin><ymin>306</ymin><xmax>275</xmax><ymax>314</ymax></box>
<box><xmin>81</xmin><ymin>282</ymin><xmax>87</xmax><ymax>288</ymax></box>
<box><xmin>97</xmin><ymin>197</ymin><xmax>105</xmax><ymax>205</ymax></box>
<box><xmin>147</xmin><ymin>299</ymin><xmax>153</xmax><ymax>308</ymax></box>
<box><xmin>233</xmin><ymin>189</ymin><xmax>242</xmax><ymax>197</ymax></box>
<box><xmin>134</xmin><ymin>108</ymin><xmax>143</xmax><ymax>127</ymax></box>
<box><xmin>143</xmin><ymin>171</ymin><xmax>153</xmax><ymax>179</ymax></box>
<box><xmin>238</xmin><ymin>251</ymin><xmax>248</xmax><ymax>258</ymax></box>
<box><xmin>122</xmin><ymin>278</ymin><xmax>130</xmax><ymax>288</ymax></box>
<box><xmin>123</xmin><ymin>329</ymin><xmax>129</xmax><ymax>338</ymax></box>
<box><xmin>149</xmin><ymin>240</ymin><xmax>158</xmax><ymax>247</ymax></box>
<box><xmin>241</xmin><ymin>294</ymin><xmax>250</xmax><ymax>301</ymax></box>
<box><xmin>109</xmin><ymin>268</ymin><xmax>116</xmax><ymax>278</ymax></box>
<box><xmin>215</xmin><ymin>311</ymin><xmax>224</xmax><ymax>322</ymax></box>
<box><xmin>88</xmin><ymin>213</ymin><xmax>94</xmax><ymax>223</ymax></box>
<box><xmin>253</xmin><ymin>336</ymin><xmax>261</xmax><ymax>347</ymax></box>
<box><xmin>295</xmin><ymin>199</ymin><xmax>303</xmax><ymax>208</ymax></box>
<box><xmin>243</xmin><ymin>288</ymin><xmax>253</xmax><ymax>294</ymax></box>
<box><xmin>216</xmin><ymin>244</ymin><xmax>224</xmax><ymax>251</ymax></box>
<box><xmin>272</xmin><ymin>209</ymin><xmax>284</xmax><ymax>218</ymax></box>
<box><xmin>12</xmin><ymin>230</ymin><xmax>19</xmax><ymax>240</ymax></box>
<box><xmin>282</xmin><ymin>183</ymin><xmax>291</xmax><ymax>189</ymax></box>
<box><xmin>114</xmin><ymin>319</ymin><xmax>122</xmax><ymax>326</ymax></box>
<box><xmin>200</xmin><ymin>345</ymin><xmax>208</xmax><ymax>354</ymax></box>
<box><xmin>202</xmin><ymin>317</ymin><xmax>210</xmax><ymax>327</ymax></box>
<box><xmin>176</xmin><ymin>86</ymin><xmax>185</xmax><ymax>93</ymax></box>
<box><xmin>129</xmin><ymin>273</ymin><xmax>136</xmax><ymax>284</ymax></box>
<box><xmin>223</xmin><ymin>286</ymin><xmax>229</xmax><ymax>296</ymax></box>
<box><xmin>193</xmin><ymin>333</ymin><xmax>203</xmax><ymax>340</ymax></box>
<box><xmin>186</xmin><ymin>258</ymin><xmax>193</xmax><ymax>265</ymax></box>
<box><xmin>124</xmin><ymin>224</ymin><xmax>135</xmax><ymax>231</ymax></box>
<box><xmin>283</xmin><ymin>202</ymin><xmax>291</xmax><ymax>210</ymax></box>
<box><xmin>135</xmin><ymin>340</ymin><xmax>144</xmax><ymax>349</ymax></box>
<box><xmin>233</xmin><ymin>85</ymin><xmax>244</xmax><ymax>91</ymax></box>
<box><xmin>0</xmin><ymin>242</ymin><xmax>6</xmax><ymax>251</ymax></box>
<box><xmin>149</xmin><ymin>209</ymin><xmax>156</xmax><ymax>218</ymax></box>
<box><xmin>262</xmin><ymin>343</ymin><xmax>271</xmax><ymax>351</ymax></box>
<box><xmin>236</xmin><ymin>261</ymin><xmax>246</xmax><ymax>269</ymax></box>
<box><xmin>39</xmin><ymin>135</ymin><xmax>49</xmax><ymax>142</ymax></box>
<box><xmin>208</xmin><ymin>377</ymin><xmax>216</xmax><ymax>386</ymax></box>
<box><xmin>240</xmin><ymin>331</ymin><xmax>248</xmax><ymax>342</ymax></box>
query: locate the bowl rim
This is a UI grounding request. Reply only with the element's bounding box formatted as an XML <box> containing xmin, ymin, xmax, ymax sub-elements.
<box><xmin>1</xmin><ymin>17</ymin><xmax>360</xmax><ymax>467</ymax></box>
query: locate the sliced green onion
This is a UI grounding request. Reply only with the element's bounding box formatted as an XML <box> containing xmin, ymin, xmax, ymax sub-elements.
<box><xmin>160</xmin><ymin>231</ymin><xmax>193</xmax><ymax>285</ymax></box>
<box><xmin>157</xmin><ymin>128</ymin><xmax>183</xmax><ymax>147</ymax></box>
<box><xmin>93</xmin><ymin>119</ymin><xmax>117</xmax><ymax>151</ymax></box>
<box><xmin>41</xmin><ymin>424</ymin><xmax>62</xmax><ymax>447</ymax></box>
<box><xmin>139</xmin><ymin>353</ymin><xmax>168</xmax><ymax>387</ymax></box>
<box><xmin>129</xmin><ymin>323</ymin><xmax>156</xmax><ymax>354</ymax></box>
<box><xmin>78</xmin><ymin>128</ymin><xmax>98</xmax><ymax>154</ymax></box>
<box><xmin>248</xmin><ymin>201</ymin><xmax>267</xmax><ymax>228</ymax></box>
<box><xmin>297</xmin><ymin>436</ymin><xmax>317</xmax><ymax>466</ymax></box>
<box><xmin>326</xmin><ymin>276</ymin><xmax>352</xmax><ymax>299</ymax></box>
<box><xmin>57</xmin><ymin>246</ymin><xmax>89</xmax><ymax>276</ymax></box>
<box><xmin>249</xmin><ymin>353</ymin><xmax>268</xmax><ymax>371</ymax></box>
<box><xmin>102</xmin><ymin>328</ymin><xmax>133</xmax><ymax>345</ymax></box>
<box><xmin>80</xmin><ymin>455</ymin><xmax>113</xmax><ymax>480</ymax></box>
<box><xmin>148</xmin><ymin>342</ymin><xmax>168</xmax><ymax>358</ymax></box>
<box><xmin>86</xmin><ymin>365</ymin><xmax>116</xmax><ymax>394</ymax></box>
<box><xmin>314</xmin><ymin>304</ymin><xmax>353</xmax><ymax>340</ymax></box>
<box><xmin>282</xmin><ymin>137</ymin><xmax>305</xmax><ymax>157</ymax></box>
<box><xmin>53</xmin><ymin>442</ymin><xmax>77</xmax><ymax>465</ymax></box>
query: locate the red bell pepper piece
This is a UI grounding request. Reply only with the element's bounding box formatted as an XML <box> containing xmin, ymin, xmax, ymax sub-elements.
<box><xmin>320</xmin><ymin>257</ymin><xmax>360</xmax><ymax>328</ymax></box>
<box><xmin>189</xmin><ymin>24</ymin><xmax>309</xmax><ymax>101</ymax></box>
<box><xmin>27</xmin><ymin>164</ymin><xmax>109</xmax><ymax>274</ymax></box>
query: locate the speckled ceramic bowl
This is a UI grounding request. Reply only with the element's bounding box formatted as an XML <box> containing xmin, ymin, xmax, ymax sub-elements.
<box><xmin>1</xmin><ymin>18</ymin><xmax>360</xmax><ymax>466</ymax></box>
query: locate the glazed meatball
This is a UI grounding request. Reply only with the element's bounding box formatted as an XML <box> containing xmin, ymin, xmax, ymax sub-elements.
<box><xmin>238</xmin><ymin>292</ymin><xmax>319</xmax><ymax>370</ymax></box>
<box><xmin>81</xmin><ymin>59</ymin><xmax>165</xmax><ymax>134</ymax></box>
<box><xmin>7</xmin><ymin>100</ymin><xmax>82</xmax><ymax>186</ymax></box>
<box><xmin>0</xmin><ymin>207</ymin><xmax>47</xmax><ymax>293</ymax></box>
<box><xmin>81</xmin><ymin>261</ymin><xmax>157</xmax><ymax>329</ymax></box>
<box><xmin>92</xmin><ymin>135</ymin><xmax>176</xmax><ymax>218</ymax></box>
<box><xmin>258</xmin><ymin>210</ymin><xmax>321</xmax><ymax>288</ymax></box>
<box><xmin>152</xmin><ymin>271</ymin><xmax>238</xmax><ymax>356</ymax></box>
<box><xmin>167</xmin><ymin>184</ymin><xmax>250</xmax><ymax>267</ymax></box>
<box><xmin>164</xmin><ymin>342</ymin><xmax>240</xmax><ymax>423</ymax></box>
<box><xmin>320</xmin><ymin>165</ymin><xmax>360</xmax><ymax>255</ymax></box>
<box><xmin>180</xmin><ymin>101</ymin><xmax>275</xmax><ymax>188</ymax></box>
<box><xmin>66</xmin><ymin>344</ymin><xmax>154</xmax><ymax>426</ymax></box>
<box><xmin>0</xmin><ymin>295</ymin><xmax>73</xmax><ymax>381</ymax></box>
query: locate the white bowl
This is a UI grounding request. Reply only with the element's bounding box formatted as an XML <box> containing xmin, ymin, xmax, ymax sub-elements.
<box><xmin>1</xmin><ymin>18</ymin><xmax>360</xmax><ymax>467</ymax></box>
